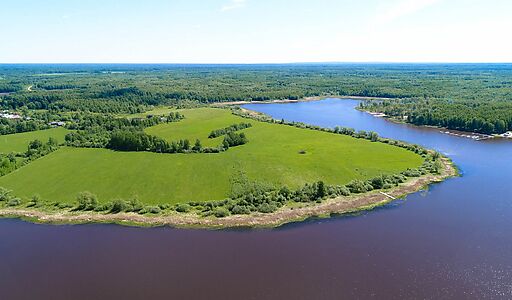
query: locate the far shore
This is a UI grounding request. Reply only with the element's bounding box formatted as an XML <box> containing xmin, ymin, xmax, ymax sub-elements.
<box><xmin>0</xmin><ymin>157</ymin><xmax>457</xmax><ymax>229</ymax></box>
<box><xmin>359</xmin><ymin>108</ymin><xmax>501</xmax><ymax>141</ymax></box>
<box><xmin>210</xmin><ymin>95</ymin><xmax>394</xmax><ymax>107</ymax></box>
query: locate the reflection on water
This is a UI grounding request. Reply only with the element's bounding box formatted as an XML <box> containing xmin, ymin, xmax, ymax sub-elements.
<box><xmin>1</xmin><ymin>98</ymin><xmax>511</xmax><ymax>299</ymax></box>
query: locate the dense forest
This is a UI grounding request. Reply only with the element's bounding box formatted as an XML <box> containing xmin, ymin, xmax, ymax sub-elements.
<box><xmin>361</xmin><ymin>99</ymin><xmax>512</xmax><ymax>134</ymax></box>
<box><xmin>0</xmin><ymin>64</ymin><xmax>511</xmax><ymax>134</ymax></box>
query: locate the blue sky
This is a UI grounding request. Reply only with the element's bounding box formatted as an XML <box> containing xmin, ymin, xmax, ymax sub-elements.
<box><xmin>1</xmin><ymin>0</ymin><xmax>511</xmax><ymax>63</ymax></box>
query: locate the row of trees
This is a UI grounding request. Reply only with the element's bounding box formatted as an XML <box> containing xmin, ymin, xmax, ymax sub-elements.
<box><xmin>74</xmin><ymin>192</ymin><xmax>165</xmax><ymax>214</ymax></box>
<box><xmin>0</xmin><ymin>118</ymin><xmax>50</xmax><ymax>135</ymax></box>
<box><xmin>0</xmin><ymin>138</ymin><xmax>59</xmax><ymax>177</ymax></box>
<box><xmin>106</xmin><ymin>129</ymin><xmax>249</xmax><ymax>154</ymax></box>
<box><xmin>222</xmin><ymin>132</ymin><xmax>248</xmax><ymax>148</ymax></box>
<box><xmin>64</xmin><ymin>112</ymin><xmax>182</xmax><ymax>148</ymax></box>
<box><xmin>64</xmin><ymin>110</ymin><xmax>250</xmax><ymax>154</ymax></box>
<box><xmin>165</xmin><ymin>112</ymin><xmax>185</xmax><ymax>122</ymax></box>
<box><xmin>208</xmin><ymin>122</ymin><xmax>252</xmax><ymax>138</ymax></box>
<box><xmin>107</xmin><ymin>130</ymin><xmax>205</xmax><ymax>153</ymax></box>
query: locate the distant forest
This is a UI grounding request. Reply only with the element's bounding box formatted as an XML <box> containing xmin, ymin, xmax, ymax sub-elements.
<box><xmin>0</xmin><ymin>63</ymin><xmax>511</xmax><ymax>133</ymax></box>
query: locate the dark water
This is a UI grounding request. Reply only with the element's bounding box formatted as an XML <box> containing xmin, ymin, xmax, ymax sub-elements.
<box><xmin>2</xmin><ymin>99</ymin><xmax>511</xmax><ymax>299</ymax></box>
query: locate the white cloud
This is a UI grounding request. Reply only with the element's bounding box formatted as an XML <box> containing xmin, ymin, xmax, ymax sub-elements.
<box><xmin>374</xmin><ymin>0</ymin><xmax>443</xmax><ymax>24</ymax></box>
<box><xmin>220</xmin><ymin>0</ymin><xmax>246</xmax><ymax>12</ymax></box>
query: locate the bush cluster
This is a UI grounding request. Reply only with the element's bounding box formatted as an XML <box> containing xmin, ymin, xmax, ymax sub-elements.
<box><xmin>208</xmin><ymin>122</ymin><xmax>252</xmax><ymax>138</ymax></box>
<box><xmin>0</xmin><ymin>138</ymin><xmax>59</xmax><ymax>177</ymax></box>
<box><xmin>65</xmin><ymin>112</ymin><xmax>181</xmax><ymax>148</ymax></box>
<box><xmin>0</xmin><ymin>187</ymin><xmax>22</xmax><ymax>207</ymax></box>
<box><xmin>73</xmin><ymin>193</ymin><xmax>169</xmax><ymax>215</ymax></box>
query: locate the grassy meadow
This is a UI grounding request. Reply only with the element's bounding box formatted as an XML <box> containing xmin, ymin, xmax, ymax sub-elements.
<box><xmin>0</xmin><ymin>127</ymin><xmax>69</xmax><ymax>153</ymax></box>
<box><xmin>0</xmin><ymin>108</ymin><xmax>423</xmax><ymax>205</ymax></box>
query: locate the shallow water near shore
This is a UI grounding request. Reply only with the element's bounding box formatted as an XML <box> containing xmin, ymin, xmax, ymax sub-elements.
<box><xmin>1</xmin><ymin>98</ymin><xmax>511</xmax><ymax>299</ymax></box>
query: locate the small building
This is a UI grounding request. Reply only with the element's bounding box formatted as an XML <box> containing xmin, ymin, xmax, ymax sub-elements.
<box><xmin>502</xmin><ymin>131</ymin><xmax>512</xmax><ymax>138</ymax></box>
<box><xmin>49</xmin><ymin>121</ymin><xmax>66</xmax><ymax>127</ymax></box>
<box><xmin>0</xmin><ymin>112</ymin><xmax>22</xmax><ymax>120</ymax></box>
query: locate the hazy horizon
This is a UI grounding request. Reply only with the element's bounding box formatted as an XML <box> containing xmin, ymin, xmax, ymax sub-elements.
<box><xmin>2</xmin><ymin>0</ymin><xmax>511</xmax><ymax>63</ymax></box>
<box><xmin>1</xmin><ymin>62</ymin><xmax>512</xmax><ymax>65</ymax></box>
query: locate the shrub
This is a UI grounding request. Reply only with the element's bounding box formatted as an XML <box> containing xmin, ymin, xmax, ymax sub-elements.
<box><xmin>231</xmin><ymin>205</ymin><xmax>250</xmax><ymax>214</ymax></box>
<box><xmin>0</xmin><ymin>187</ymin><xmax>12</xmax><ymax>202</ymax></box>
<box><xmin>202</xmin><ymin>147</ymin><xmax>221</xmax><ymax>153</ymax></box>
<box><xmin>127</xmin><ymin>197</ymin><xmax>143</xmax><ymax>212</ymax></box>
<box><xmin>213</xmin><ymin>207</ymin><xmax>230</xmax><ymax>218</ymax></box>
<box><xmin>327</xmin><ymin>185</ymin><xmax>350</xmax><ymax>197</ymax></box>
<box><xmin>94</xmin><ymin>202</ymin><xmax>113</xmax><ymax>212</ymax></box>
<box><xmin>257</xmin><ymin>203</ymin><xmax>277</xmax><ymax>213</ymax></box>
<box><xmin>222</xmin><ymin>132</ymin><xmax>248</xmax><ymax>148</ymax></box>
<box><xmin>316</xmin><ymin>181</ymin><xmax>326</xmax><ymax>199</ymax></box>
<box><xmin>346</xmin><ymin>180</ymin><xmax>373</xmax><ymax>194</ymax></box>
<box><xmin>26</xmin><ymin>194</ymin><xmax>42</xmax><ymax>208</ymax></box>
<box><xmin>370</xmin><ymin>177</ymin><xmax>384</xmax><ymax>189</ymax></box>
<box><xmin>76</xmin><ymin>191</ymin><xmax>98</xmax><ymax>210</ymax></box>
<box><xmin>158</xmin><ymin>204</ymin><xmax>171</xmax><ymax>210</ymax></box>
<box><xmin>7</xmin><ymin>198</ymin><xmax>21</xmax><ymax>206</ymax></box>
<box><xmin>382</xmin><ymin>183</ymin><xmax>394</xmax><ymax>189</ymax></box>
<box><xmin>57</xmin><ymin>203</ymin><xmax>72</xmax><ymax>209</ymax></box>
<box><xmin>176</xmin><ymin>203</ymin><xmax>191</xmax><ymax>213</ymax></box>
<box><xmin>146</xmin><ymin>206</ymin><xmax>161</xmax><ymax>214</ymax></box>
<box><xmin>402</xmin><ymin>168</ymin><xmax>421</xmax><ymax>177</ymax></box>
<box><xmin>110</xmin><ymin>199</ymin><xmax>129</xmax><ymax>213</ymax></box>
<box><xmin>432</xmin><ymin>151</ymin><xmax>441</xmax><ymax>160</ymax></box>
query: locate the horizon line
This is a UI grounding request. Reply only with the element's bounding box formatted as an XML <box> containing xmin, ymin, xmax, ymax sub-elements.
<box><xmin>1</xmin><ymin>61</ymin><xmax>511</xmax><ymax>65</ymax></box>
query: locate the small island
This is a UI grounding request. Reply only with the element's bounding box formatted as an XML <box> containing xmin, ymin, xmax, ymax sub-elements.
<box><xmin>0</xmin><ymin>105</ymin><xmax>456</xmax><ymax>228</ymax></box>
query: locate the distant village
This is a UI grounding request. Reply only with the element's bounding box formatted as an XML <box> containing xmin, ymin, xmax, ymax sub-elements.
<box><xmin>0</xmin><ymin>110</ymin><xmax>65</xmax><ymax>127</ymax></box>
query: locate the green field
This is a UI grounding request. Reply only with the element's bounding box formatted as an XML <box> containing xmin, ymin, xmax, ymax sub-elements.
<box><xmin>0</xmin><ymin>108</ymin><xmax>423</xmax><ymax>205</ymax></box>
<box><xmin>145</xmin><ymin>108</ymin><xmax>248</xmax><ymax>147</ymax></box>
<box><xmin>0</xmin><ymin>127</ymin><xmax>69</xmax><ymax>153</ymax></box>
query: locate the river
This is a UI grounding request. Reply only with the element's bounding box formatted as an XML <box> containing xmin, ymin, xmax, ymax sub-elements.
<box><xmin>1</xmin><ymin>98</ymin><xmax>511</xmax><ymax>299</ymax></box>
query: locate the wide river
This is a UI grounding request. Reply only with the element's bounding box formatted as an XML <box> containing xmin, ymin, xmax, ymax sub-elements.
<box><xmin>1</xmin><ymin>99</ymin><xmax>511</xmax><ymax>299</ymax></box>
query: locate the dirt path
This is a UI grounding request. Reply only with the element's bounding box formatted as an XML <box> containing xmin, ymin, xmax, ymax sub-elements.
<box><xmin>0</xmin><ymin>158</ymin><xmax>457</xmax><ymax>229</ymax></box>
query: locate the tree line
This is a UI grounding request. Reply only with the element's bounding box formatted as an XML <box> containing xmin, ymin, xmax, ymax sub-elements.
<box><xmin>64</xmin><ymin>112</ymin><xmax>183</xmax><ymax>148</ymax></box>
<box><xmin>0</xmin><ymin>137</ymin><xmax>59</xmax><ymax>177</ymax></box>
<box><xmin>361</xmin><ymin>99</ymin><xmax>512</xmax><ymax>134</ymax></box>
<box><xmin>208</xmin><ymin>122</ymin><xmax>252</xmax><ymax>138</ymax></box>
<box><xmin>106</xmin><ymin>129</ymin><xmax>248</xmax><ymax>154</ymax></box>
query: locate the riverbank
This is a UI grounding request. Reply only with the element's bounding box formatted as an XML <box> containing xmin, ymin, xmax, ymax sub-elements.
<box><xmin>210</xmin><ymin>95</ymin><xmax>394</xmax><ymax>107</ymax></box>
<box><xmin>359</xmin><ymin>109</ymin><xmax>498</xmax><ymax>141</ymax></box>
<box><xmin>0</xmin><ymin>156</ymin><xmax>456</xmax><ymax>229</ymax></box>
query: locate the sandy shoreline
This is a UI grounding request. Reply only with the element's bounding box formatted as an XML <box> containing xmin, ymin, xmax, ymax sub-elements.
<box><xmin>0</xmin><ymin>158</ymin><xmax>457</xmax><ymax>229</ymax></box>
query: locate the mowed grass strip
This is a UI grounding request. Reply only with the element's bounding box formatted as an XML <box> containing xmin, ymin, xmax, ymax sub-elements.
<box><xmin>0</xmin><ymin>127</ymin><xmax>69</xmax><ymax>153</ymax></box>
<box><xmin>0</xmin><ymin>108</ymin><xmax>423</xmax><ymax>205</ymax></box>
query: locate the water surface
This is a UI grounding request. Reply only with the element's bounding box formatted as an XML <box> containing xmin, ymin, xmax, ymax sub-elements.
<box><xmin>1</xmin><ymin>98</ymin><xmax>511</xmax><ymax>299</ymax></box>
